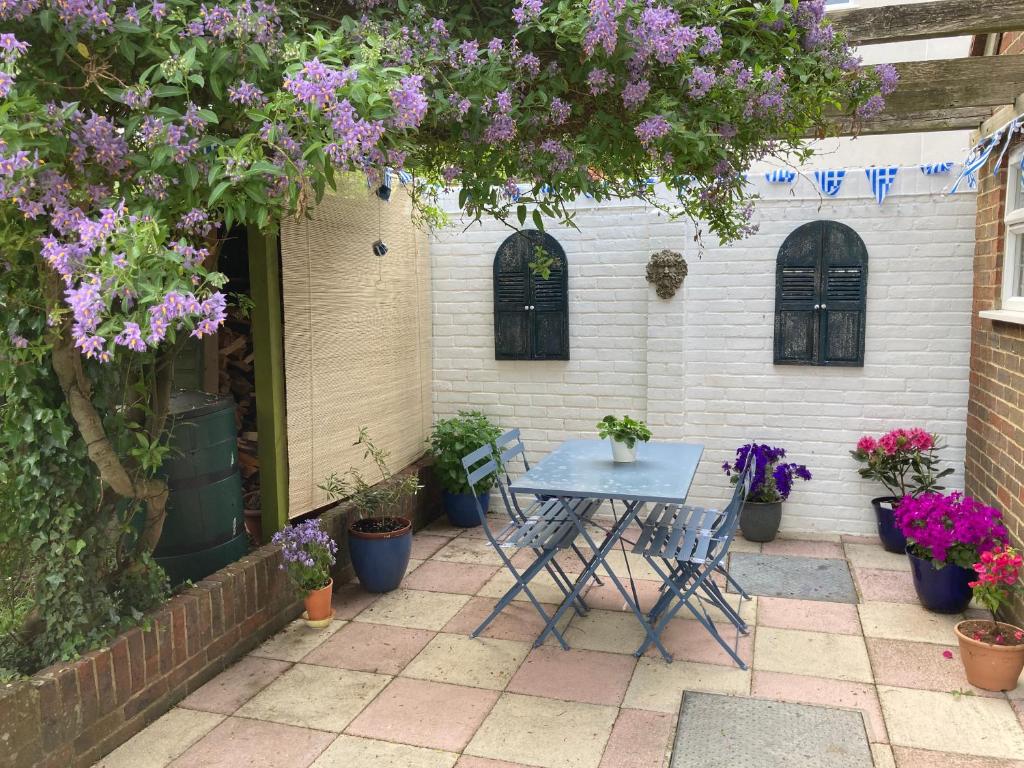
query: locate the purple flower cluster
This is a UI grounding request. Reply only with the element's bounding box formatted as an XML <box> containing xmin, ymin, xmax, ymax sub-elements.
<box><xmin>586</xmin><ymin>67</ymin><xmax>613</xmax><ymax>95</ymax></box>
<box><xmin>626</xmin><ymin>6</ymin><xmax>696</xmax><ymax>65</ymax></box>
<box><xmin>228</xmin><ymin>80</ymin><xmax>266</xmax><ymax>106</ymax></box>
<box><xmin>540</xmin><ymin>139</ymin><xmax>574</xmax><ymax>173</ymax></box>
<box><xmin>549</xmin><ymin>97</ymin><xmax>570</xmax><ymax>125</ymax></box>
<box><xmin>512</xmin><ymin>0</ymin><xmax>541</xmax><ymax>25</ymax></box>
<box><xmin>188</xmin><ymin>0</ymin><xmax>282</xmax><ymax>46</ymax></box>
<box><xmin>723</xmin><ymin>443</ymin><xmax>812</xmax><ymax>503</ymax></box>
<box><xmin>0</xmin><ymin>33</ymin><xmax>28</xmax><ymax>63</ymax></box>
<box><xmin>390</xmin><ymin>74</ymin><xmax>428</xmax><ymax>129</ymax></box>
<box><xmin>121</xmin><ymin>87</ymin><xmax>153</xmax><ymax>110</ymax></box>
<box><xmin>621</xmin><ymin>79</ymin><xmax>650</xmax><ymax>110</ymax></box>
<box><xmin>584</xmin><ymin>0</ymin><xmax>625</xmax><ymax>57</ymax></box>
<box><xmin>688</xmin><ymin>66</ymin><xmax>716</xmax><ymax>99</ymax></box>
<box><xmin>895</xmin><ymin>492</ymin><xmax>1007</xmax><ymax>567</ymax></box>
<box><xmin>634</xmin><ymin>114</ymin><xmax>670</xmax><ymax>146</ymax></box>
<box><xmin>284</xmin><ymin>58</ymin><xmax>357</xmax><ymax>109</ymax></box>
<box><xmin>53</xmin><ymin>0</ymin><xmax>113</xmax><ymax>31</ymax></box>
<box><xmin>271</xmin><ymin>519</ymin><xmax>337</xmax><ymax>592</ymax></box>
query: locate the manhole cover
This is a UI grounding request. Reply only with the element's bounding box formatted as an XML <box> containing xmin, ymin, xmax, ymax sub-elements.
<box><xmin>671</xmin><ymin>692</ymin><xmax>872</xmax><ymax>768</ymax></box>
<box><xmin>727</xmin><ymin>553</ymin><xmax>858</xmax><ymax>603</ymax></box>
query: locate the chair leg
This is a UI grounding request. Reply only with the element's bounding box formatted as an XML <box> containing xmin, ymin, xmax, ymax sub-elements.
<box><xmin>716</xmin><ymin>564</ymin><xmax>751</xmax><ymax>600</ymax></box>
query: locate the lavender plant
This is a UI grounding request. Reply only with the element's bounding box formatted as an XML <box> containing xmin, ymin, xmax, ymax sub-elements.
<box><xmin>271</xmin><ymin>518</ymin><xmax>337</xmax><ymax>592</ymax></box>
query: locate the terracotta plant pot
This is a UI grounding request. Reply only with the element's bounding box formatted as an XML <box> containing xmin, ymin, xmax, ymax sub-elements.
<box><xmin>303</xmin><ymin>578</ymin><xmax>333</xmax><ymax>624</ymax></box>
<box><xmin>954</xmin><ymin>620</ymin><xmax>1024</xmax><ymax>692</ymax></box>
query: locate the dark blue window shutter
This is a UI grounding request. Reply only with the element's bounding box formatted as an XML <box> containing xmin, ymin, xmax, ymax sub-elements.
<box><xmin>494</xmin><ymin>230</ymin><xmax>569</xmax><ymax>360</ymax></box>
<box><xmin>774</xmin><ymin>220</ymin><xmax>867</xmax><ymax>367</ymax></box>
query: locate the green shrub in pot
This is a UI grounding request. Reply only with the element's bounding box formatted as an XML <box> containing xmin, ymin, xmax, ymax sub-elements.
<box><xmin>429</xmin><ymin>411</ymin><xmax>503</xmax><ymax>526</ymax></box>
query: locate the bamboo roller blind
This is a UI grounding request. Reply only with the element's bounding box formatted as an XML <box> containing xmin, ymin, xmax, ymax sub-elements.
<box><xmin>280</xmin><ymin>175</ymin><xmax>432</xmax><ymax>518</ymax></box>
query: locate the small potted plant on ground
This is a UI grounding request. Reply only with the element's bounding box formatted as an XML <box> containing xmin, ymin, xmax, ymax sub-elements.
<box><xmin>597</xmin><ymin>415</ymin><xmax>652</xmax><ymax>463</ymax></box>
<box><xmin>723</xmin><ymin>443</ymin><xmax>811</xmax><ymax>543</ymax></box>
<box><xmin>271</xmin><ymin>518</ymin><xmax>337</xmax><ymax>627</ymax></box>
<box><xmin>894</xmin><ymin>492</ymin><xmax>1007</xmax><ymax>614</ymax></box>
<box><xmin>429</xmin><ymin>411</ymin><xmax>503</xmax><ymax>527</ymax></box>
<box><xmin>321</xmin><ymin>429</ymin><xmax>422</xmax><ymax>593</ymax></box>
<box><xmin>851</xmin><ymin>428</ymin><xmax>951</xmax><ymax>553</ymax></box>
<box><xmin>955</xmin><ymin>545</ymin><xmax>1024</xmax><ymax>691</ymax></box>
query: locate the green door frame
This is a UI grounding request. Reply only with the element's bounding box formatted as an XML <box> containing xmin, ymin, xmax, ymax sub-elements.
<box><xmin>247</xmin><ymin>228</ymin><xmax>289</xmax><ymax>535</ymax></box>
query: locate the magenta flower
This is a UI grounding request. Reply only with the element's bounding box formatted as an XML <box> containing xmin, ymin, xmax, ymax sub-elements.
<box><xmin>895</xmin><ymin>492</ymin><xmax>1007</xmax><ymax>567</ymax></box>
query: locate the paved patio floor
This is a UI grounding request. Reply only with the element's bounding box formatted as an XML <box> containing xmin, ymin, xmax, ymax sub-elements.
<box><xmin>96</xmin><ymin>520</ymin><xmax>1024</xmax><ymax>768</ymax></box>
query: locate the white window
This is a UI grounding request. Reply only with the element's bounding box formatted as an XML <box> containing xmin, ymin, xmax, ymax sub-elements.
<box><xmin>1002</xmin><ymin>147</ymin><xmax>1024</xmax><ymax>314</ymax></box>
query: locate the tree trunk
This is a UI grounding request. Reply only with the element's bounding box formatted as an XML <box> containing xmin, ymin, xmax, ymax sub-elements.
<box><xmin>50</xmin><ymin>328</ymin><xmax>170</xmax><ymax>551</ymax></box>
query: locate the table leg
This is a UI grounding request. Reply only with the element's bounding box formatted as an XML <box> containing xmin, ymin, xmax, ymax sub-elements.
<box><xmin>535</xmin><ymin>498</ymin><xmax>673</xmax><ymax>661</ymax></box>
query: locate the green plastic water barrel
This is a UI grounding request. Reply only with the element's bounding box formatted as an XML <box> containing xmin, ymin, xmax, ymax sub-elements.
<box><xmin>154</xmin><ymin>390</ymin><xmax>249</xmax><ymax>584</ymax></box>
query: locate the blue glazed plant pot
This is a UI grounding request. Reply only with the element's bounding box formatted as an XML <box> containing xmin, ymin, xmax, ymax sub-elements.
<box><xmin>443</xmin><ymin>490</ymin><xmax>489</xmax><ymax>528</ymax></box>
<box><xmin>348</xmin><ymin>517</ymin><xmax>412</xmax><ymax>593</ymax></box>
<box><xmin>873</xmin><ymin>496</ymin><xmax>907</xmax><ymax>554</ymax></box>
<box><xmin>907</xmin><ymin>547</ymin><xmax>974</xmax><ymax>614</ymax></box>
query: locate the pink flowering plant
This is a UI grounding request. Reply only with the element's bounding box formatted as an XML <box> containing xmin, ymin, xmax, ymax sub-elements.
<box><xmin>271</xmin><ymin>518</ymin><xmax>337</xmax><ymax>593</ymax></box>
<box><xmin>851</xmin><ymin>428</ymin><xmax>952</xmax><ymax>497</ymax></box>
<box><xmin>893</xmin><ymin>492</ymin><xmax>1008</xmax><ymax>569</ymax></box>
<box><xmin>968</xmin><ymin>546</ymin><xmax>1024</xmax><ymax>646</ymax></box>
<box><xmin>0</xmin><ymin>0</ymin><xmax>891</xmax><ymax>669</ymax></box>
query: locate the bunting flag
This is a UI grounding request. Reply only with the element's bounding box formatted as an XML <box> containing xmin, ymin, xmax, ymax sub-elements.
<box><xmin>952</xmin><ymin>133</ymin><xmax>1001</xmax><ymax>193</ymax></box>
<box><xmin>397</xmin><ymin>169</ymin><xmax>413</xmax><ymax>185</ymax></box>
<box><xmin>920</xmin><ymin>162</ymin><xmax>953</xmax><ymax>176</ymax></box>
<box><xmin>993</xmin><ymin>119</ymin><xmax>1022</xmax><ymax>173</ymax></box>
<box><xmin>814</xmin><ymin>169</ymin><xmax>846</xmax><ymax>197</ymax></box>
<box><xmin>765</xmin><ymin>169</ymin><xmax>797</xmax><ymax>184</ymax></box>
<box><xmin>865</xmin><ymin>166</ymin><xmax>899</xmax><ymax>205</ymax></box>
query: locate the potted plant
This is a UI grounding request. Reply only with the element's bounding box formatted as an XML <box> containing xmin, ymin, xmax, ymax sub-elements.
<box><xmin>851</xmin><ymin>428</ymin><xmax>951</xmax><ymax>553</ymax></box>
<box><xmin>320</xmin><ymin>429</ymin><xmax>422</xmax><ymax>593</ymax></box>
<box><xmin>894</xmin><ymin>492</ymin><xmax>1007</xmax><ymax>614</ymax></box>
<box><xmin>271</xmin><ymin>518</ymin><xmax>338</xmax><ymax>627</ymax></box>
<box><xmin>596</xmin><ymin>415</ymin><xmax>652</xmax><ymax>463</ymax></box>
<box><xmin>723</xmin><ymin>443</ymin><xmax>811</xmax><ymax>543</ymax></box>
<box><xmin>955</xmin><ymin>545</ymin><xmax>1024</xmax><ymax>691</ymax></box>
<box><xmin>429</xmin><ymin>411</ymin><xmax>503</xmax><ymax>527</ymax></box>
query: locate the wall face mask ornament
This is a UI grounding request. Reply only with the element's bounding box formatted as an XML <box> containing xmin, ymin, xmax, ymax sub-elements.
<box><xmin>646</xmin><ymin>249</ymin><xmax>688</xmax><ymax>299</ymax></box>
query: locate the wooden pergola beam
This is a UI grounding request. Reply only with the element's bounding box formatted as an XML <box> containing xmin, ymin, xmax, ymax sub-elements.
<box><xmin>829</xmin><ymin>0</ymin><xmax>1024</xmax><ymax>46</ymax></box>
<box><xmin>826</xmin><ymin>55</ymin><xmax>1024</xmax><ymax>136</ymax></box>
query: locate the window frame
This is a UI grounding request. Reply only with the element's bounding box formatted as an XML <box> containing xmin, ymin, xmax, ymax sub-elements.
<box><xmin>1001</xmin><ymin>146</ymin><xmax>1024</xmax><ymax>314</ymax></box>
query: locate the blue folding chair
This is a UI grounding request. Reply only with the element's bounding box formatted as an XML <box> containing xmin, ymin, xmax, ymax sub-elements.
<box><xmin>631</xmin><ymin>459</ymin><xmax>755</xmax><ymax>667</ymax></box>
<box><xmin>493</xmin><ymin>429</ymin><xmax>602</xmax><ymax>584</ymax></box>
<box><xmin>461</xmin><ymin>438</ymin><xmax>601</xmax><ymax>649</ymax></box>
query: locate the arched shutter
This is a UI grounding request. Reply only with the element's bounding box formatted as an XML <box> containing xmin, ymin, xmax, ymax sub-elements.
<box><xmin>774</xmin><ymin>220</ymin><xmax>867</xmax><ymax>366</ymax></box>
<box><xmin>775</xmin><ymin>221</ymin><xmax>821</xmax><ymax>364</ymax></box>
<box><xmin>493</xmin><ymin>230</ymin><xmax>569</xmax><ymax>360</ymax></box>
<box><xmin>494</xmin><ymin>233</ymin><xmax>531</xmax><ymax>359</ymax></box>
<box><xmin>821</xmin><ymin>222</ymin><xmax>868</xmax><ymax>365</ymax></box>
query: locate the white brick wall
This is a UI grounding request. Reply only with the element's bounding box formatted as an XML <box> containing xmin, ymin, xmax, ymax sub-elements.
<box><xmin>430</xmin><ymin>172</ymin><xmax>977</xmax><ymax>534</ymax></box>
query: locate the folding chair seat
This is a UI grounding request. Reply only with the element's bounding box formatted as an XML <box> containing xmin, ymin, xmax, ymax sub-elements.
<box><xmin>460</xmin><ymin>439</ymin><xmax>601</xmax><ymax>650</ymax></box>
<box><xmin>493</xmin><ymin>428</ymin><xmax>604</xmax><ymax>580</ymax></box>
<box><xmin>631</xmin><ymin>460</ymin><xmax>755</xmax><ymax>667</ymax></box>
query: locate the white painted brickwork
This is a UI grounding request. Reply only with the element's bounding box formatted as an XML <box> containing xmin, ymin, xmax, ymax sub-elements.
<box><xmin>430</xmin><ymin>172</ymin><xmax>976</xmax><ymax>534</ymax></box>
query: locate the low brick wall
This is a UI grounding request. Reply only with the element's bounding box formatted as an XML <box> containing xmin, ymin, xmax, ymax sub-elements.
<box><xmin>1</xmin><ymin>457</ymin><xmax>441</xmax><ymax>768</ymax></box>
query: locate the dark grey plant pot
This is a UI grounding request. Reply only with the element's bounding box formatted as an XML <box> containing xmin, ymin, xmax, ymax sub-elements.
<box><xmin>739</xmin><ymin>501</ymin><xmax>783</xmax><ymax>543</ymax></box>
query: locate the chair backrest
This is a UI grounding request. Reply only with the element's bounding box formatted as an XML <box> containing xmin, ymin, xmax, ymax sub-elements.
<box><xmin>703</xmin><ymin>453</ymin><xmax>755</xmax><ymax>563</ymax></box>
<box><xmin>493</xmin><ymin>429</ymin><xmax>535</xmax><ymax>519</ymax></box>
<box><xmin>460</xmin><ymin>437</ymin><xmax>519</xmax><ymax>530</ymax></box>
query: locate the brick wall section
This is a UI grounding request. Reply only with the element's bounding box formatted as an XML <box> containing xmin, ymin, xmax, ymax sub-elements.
<box><xmin>432</xmin><ymin>173</ymin><xmax>976</xmax><ymax>534</ymax></box>
<box><xmin>965</xmin><ymin>31</ymin><xmax>1024</xmax><ymax>624</ymax></box>
<box><xmin>0</xmin><ymin>458</ymin><xmax>441</xmax><ymax>768</ymax></box>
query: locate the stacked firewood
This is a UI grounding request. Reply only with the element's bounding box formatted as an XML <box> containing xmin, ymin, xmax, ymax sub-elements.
<box><xmin>218</xmin><ymin>312</ymin><xmax>260</xmax><ymax>516</ymax></box>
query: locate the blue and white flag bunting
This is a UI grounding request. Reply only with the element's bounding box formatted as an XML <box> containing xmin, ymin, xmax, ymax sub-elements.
<box><xmin>814</xmin><ymin>169</ymin><xmax>846</xmax><ymax>197</ymax></box>
<box><xmin>765</xmin><ymin>169</ymin><xmax>797</xmax><ymax>184</ymax></box>
<box><xmin>920</xmin><ymin>162</ymin><xmax>953</xmax><ymax>176</ymax></box>
<box><xmin>952</xmin><ymin>132</ymin><xmax>1001</xmax><ymax>194</ymax></box>
<box><xmin>865</xmin><ymin>166</ymin><xmax>899</xmax><ymax>205</ymax></box>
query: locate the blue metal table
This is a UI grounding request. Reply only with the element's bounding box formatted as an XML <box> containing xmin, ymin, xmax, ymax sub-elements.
<box><xmin>509</xmin><ymin>439</ymin><xmax>704</xmax><ymax>660</ymax></box>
